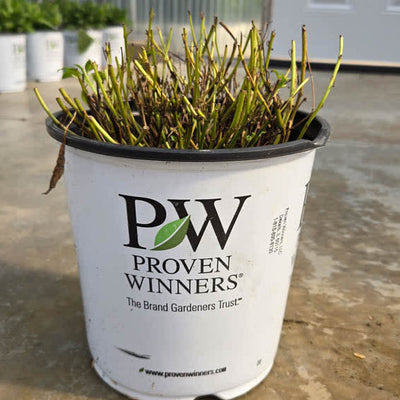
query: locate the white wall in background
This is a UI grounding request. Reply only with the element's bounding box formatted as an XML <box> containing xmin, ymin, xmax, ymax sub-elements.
<box><xmin>271</xmin><ymin>0</ymin><xmax>400</xmax><ymax>66</ymax></box>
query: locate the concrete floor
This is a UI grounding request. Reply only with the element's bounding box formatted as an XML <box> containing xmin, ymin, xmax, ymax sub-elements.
<box><xmin>0</xmin><ymin>71</ymin><xmax>399</xmax><ymax>400</ymax></box>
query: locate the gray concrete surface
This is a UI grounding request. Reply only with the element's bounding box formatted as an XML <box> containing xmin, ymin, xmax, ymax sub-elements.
<box><xmin>0</xmin><ymin>72</ymin><xmax>399</xmax><ymax>400</ymax></box>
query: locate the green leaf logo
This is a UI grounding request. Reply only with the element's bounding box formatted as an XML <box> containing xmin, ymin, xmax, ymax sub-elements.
<box><xmin>152</xmin><ymin>216</ymin><xmax>191</xmax><ymax>251</ymax></box>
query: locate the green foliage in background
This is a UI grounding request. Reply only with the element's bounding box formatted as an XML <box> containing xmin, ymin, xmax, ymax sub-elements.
<box><xmin>54</xmin><ymin>1</ymin><xmax>128</xmax><ymax>53</ymax></box>
<box><xmin>58</xmin><ymin>1</ymin><xmax>105</xmax><ymax>30</ymax></box>
<box><xmin>0</xmin><ymin>0</ymin><xmax>64</xmax><ymax>33</ymax></box>
<box><xmin>57</xmin><ymin>0</ymin><xmax>128</xmax><ymax>30</ymax></box>
<box><xmin>0</xmin><ymin>0</ymin><xmax>34</xmax><ymax>33</ymax></box>
<box><xmin>0</xmin><ymin>0</ymin><xmax>128</xmax><ymax>34</ymax></box>
<box><xmin>103</xmin><ymin>2</ymin><xmax>129</xmax><ymax>27</ymax></box>
<box><xmin>30</xmin><ymin>1</ymin><xmax>62</xmax><ymax>31</ymax></box>
<box><xmin>56</xmin><ymin>0</ymin><xmax>128</xmax><ymax>53</ymax></box>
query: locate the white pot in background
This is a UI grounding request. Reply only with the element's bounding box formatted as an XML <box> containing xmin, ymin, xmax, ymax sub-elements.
<box><xmin>64</xmin><ymin>29</ymin><xmax>103</xmax><ymax>68</ymax></box>
<box><xmin>0</xmin><ymin>34</ymin><xmax>26</xmax><ymax>93</ymax></box>
<box><xmin>102</xmin><ymin>26</ymin><xmax>125</xmax><ymax>68</ymax></box>
<box><xmin>27</xmin><ymin>31</ymin><xmax>64</xmax><ymax>82</ymax></box>
<box><xmin>46</xmin><ymin>112</ymin><xmax>330</xmax><ymax>399</ymax></box>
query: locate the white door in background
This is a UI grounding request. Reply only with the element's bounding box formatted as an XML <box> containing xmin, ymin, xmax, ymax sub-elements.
<box><xmin>270</xmin><ymin>0</ymin><xmax>400</xmax><ymax>66</ymax></box>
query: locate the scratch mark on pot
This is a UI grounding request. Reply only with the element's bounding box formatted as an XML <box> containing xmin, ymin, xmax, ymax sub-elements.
<box><xmin>117</xmin><ymin>347</ymin><xmax>151</xmax><ymax>359</ymax></box>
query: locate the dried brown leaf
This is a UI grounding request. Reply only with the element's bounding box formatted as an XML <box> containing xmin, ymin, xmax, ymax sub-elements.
<box><xmin>42</xmin><ymin>113</ymin><xmax>76</xmax><ymax>195</ymax></box>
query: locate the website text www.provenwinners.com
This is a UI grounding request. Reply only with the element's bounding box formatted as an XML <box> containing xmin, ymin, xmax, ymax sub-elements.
<box><xmin>140</xmin><ymin>366</ymin><xmax>227</xmax><ymax>378</ymax></box>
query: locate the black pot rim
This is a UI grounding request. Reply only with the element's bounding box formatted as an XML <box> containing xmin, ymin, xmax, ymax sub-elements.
<box><xmin>46</xmin><ymin>110</ymin><xmax>330</xmax><ymax>162</ymax></box>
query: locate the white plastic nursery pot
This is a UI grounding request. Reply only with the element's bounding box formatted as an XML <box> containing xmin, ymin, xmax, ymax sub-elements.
<box><xmin>27</xmin><ymin>31</ymin><xmax>64</xmax><ymax>82</ymax></box>
<box><xmin>0</xmin><ymin>34</ymin><xmax>26</xmax><ymax>93</ymax></box>
<box><xmin>102</xmin><ymin>26</ymin><xmax>124</xmax><ymax>68</ymax></box>
<box><xmin>46</xmin><ymin>112</ymin><xmax>330</xmax><ymax>400</ymax></box>
<box><xmin>63</xmin><ymin>29</ymin><xmax>102</xmax><ymax>68</ymax></box>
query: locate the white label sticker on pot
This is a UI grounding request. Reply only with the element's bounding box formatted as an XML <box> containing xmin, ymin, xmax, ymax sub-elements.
<box><xmin>268</xmin><ymin>207</ymin><xmax>290</xmax><ymax>255</ymax></box>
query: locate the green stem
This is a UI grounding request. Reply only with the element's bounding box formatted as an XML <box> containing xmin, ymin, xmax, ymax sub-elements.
<box><xmin>87</xmin><ymin>116</ymin><xmax>119</xmax><ymax>144</ymax></box>
<box><xmin>33</xmin><ymin>88</ymin><xmax>77</xmax><ymax>136</ymax></box>
<box><xmin>298</xmin><ymin>35</ymin><xmax>343</xmax><ymax>139</ymax></box>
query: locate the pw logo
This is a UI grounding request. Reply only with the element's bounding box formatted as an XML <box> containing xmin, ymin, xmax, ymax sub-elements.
<box><xmin>119</xmin><ymin>195</ymin><xmax>252</xmax><ymax>251</ymax></box>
